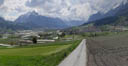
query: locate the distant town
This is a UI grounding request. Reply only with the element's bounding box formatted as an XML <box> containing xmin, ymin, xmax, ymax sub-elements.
<box><xmin>0</xmin><ymin>30</ymin><xmax>75</xmax><ymax>47</ymax></box>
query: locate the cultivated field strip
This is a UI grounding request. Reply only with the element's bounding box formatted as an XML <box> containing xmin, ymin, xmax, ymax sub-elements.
<box><xmin>87</xmin><ymin>38</ymin><xmax>128</xmax><ymax>66</ymax></box>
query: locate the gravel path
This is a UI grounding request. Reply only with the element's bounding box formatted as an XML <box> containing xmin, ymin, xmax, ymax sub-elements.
<box><xmin>58</xmin><ymin>39</ymin><xmax>87</xmax><ymax>66</ymax></box>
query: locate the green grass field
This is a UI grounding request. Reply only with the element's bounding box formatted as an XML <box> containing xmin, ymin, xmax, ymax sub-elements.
<box><xmin>0</xmin><ymin>46</ymin><xmax>7</xmax><ymax>49</ymax></box>
<box><xmin>0</xmin><ymin>40</ymin><xmax>81</xmax><ymax>66</ymax></box>
<box><xmin>0</xmin><ymin>45</ymin><xmax>71</xmax><ymax>56</ymax></box>
<box><xmin>0</xmin><ymin>38</ymin><xmax>12</xmax><ymax>44</ymax></box>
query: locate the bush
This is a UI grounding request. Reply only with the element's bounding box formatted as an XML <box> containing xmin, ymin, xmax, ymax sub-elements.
<box><xmin>32</xmin><ymin>36</ymin><xmax>37</xmax><ymax>44</ymax></box>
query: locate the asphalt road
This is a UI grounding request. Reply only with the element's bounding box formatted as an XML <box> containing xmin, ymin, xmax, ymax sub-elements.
<box><xmin>58</xmin><ymin>39</ymin><xmax>87</xmax><ymax>66</ymax></box>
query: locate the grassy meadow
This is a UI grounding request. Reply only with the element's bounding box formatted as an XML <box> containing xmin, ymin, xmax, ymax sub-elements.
<box><xmin>0</xmin><ymin>45</ymin><xmax>71</xmax><ymax>56</ymax></box>
<box><xmin>0</xmin><ymin>40</ymin><xmax>81</xmax><ymax>66</ymax></box>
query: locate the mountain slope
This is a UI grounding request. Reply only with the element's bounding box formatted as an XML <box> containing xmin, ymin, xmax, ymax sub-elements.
<box><xmin>65</xmin><ymin>20</ymin><xmax>85</xmax><ymax>27</ymax></box>
<box><xmin>0</xmin><ymin>11</ymin><xmax>85</xmax><ymax>31</ymax></box>
<box><xmin>68</xmin><ymin>2</ymin><xmax>128</xmax><ymax>32</ymax></box>
<box><xmin>0</xmin><ymin>17</ymin><xmax>28</xmax><ymax>31</ymax></box>
<box><xmin>87</xmin><ymin>2</ymin><xmax>128</xmax><ymax>26</ymax></box>
<box><xmin>15</xmin><ymin>11</ymin><xmax>69</xmax><ymax>29</ymax></box>
<box><xmin>88</xmin><ymin>2</ymin><xmax>128</xmax><ymax>22</ymax></box>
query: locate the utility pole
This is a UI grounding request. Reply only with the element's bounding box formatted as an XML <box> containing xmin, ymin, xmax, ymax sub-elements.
<box><xmin>72</xmin><ymin>29</ymin><xmax>75</xmax><ymax>41</ymax></box>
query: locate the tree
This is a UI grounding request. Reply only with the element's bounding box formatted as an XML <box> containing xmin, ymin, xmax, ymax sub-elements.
<box><xmin>32</xmin><ymin>36</ymin><xmax>37</xmax><ymax>44</ymax></box>
<box><xmin>59</xmin><ymin>32</ymin><xmax>66</xmax><ymax>38</ymax></box>
<box><xmin>0</xmin><ymin>34</ymin><xmax>2</xmax><ymax>38</ymax></box>
<box><xmin>38</xmin><ymin>33</ymin><xmax>43</xmax><ymax>38</ymax></box>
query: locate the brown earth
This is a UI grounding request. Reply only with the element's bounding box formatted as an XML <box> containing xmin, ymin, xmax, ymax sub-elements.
<box><xmin>86</xmin><ymin>34</ymin><xmax>128</xmax><ymax>66</ymax></box>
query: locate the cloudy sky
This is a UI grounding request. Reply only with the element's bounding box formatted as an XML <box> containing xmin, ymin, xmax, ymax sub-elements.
<box><xmin>0</xmin><ymin>0</ymin><xmax>127</xmax><ymax>21</ymax></box>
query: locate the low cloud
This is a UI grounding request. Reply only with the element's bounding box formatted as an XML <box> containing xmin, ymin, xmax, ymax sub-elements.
<box><xmin>0</xmin><ymin>0</ymin><xmax>4</xmax><ymax>5</ymax></box>
<box><xmin>0</xmin><ymin>0</ymin><xmax>4</xmax><ymax>6</ymax></box>
<box><xmin>0</xmin><ymin>0</ymin><xmax>128</xmax><ymax>21</ymax></box>
<box><xmin>25</xmin><ymin>0</ymin><xmax>127</xmax><ymax>21</ymax></box>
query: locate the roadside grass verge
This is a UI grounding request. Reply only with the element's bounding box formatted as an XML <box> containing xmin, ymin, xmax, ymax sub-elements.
<box><xmin>0</xmin><ymin>40</ymin><xmax>81</xmax><ymax>66</ymax></box>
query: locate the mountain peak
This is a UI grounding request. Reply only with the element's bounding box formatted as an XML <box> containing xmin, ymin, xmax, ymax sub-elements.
<box><xmin>30</xmin><ymin>11</ymin><xmax>38</xmax><ymax>15</ymax></box>
<box><xmin>26</xmin><ymin>11</ymin><xmax>39</xmax><ymax>17</ymax></box>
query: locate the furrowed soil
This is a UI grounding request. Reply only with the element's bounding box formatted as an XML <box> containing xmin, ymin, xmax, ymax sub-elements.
<box><xmin>87</xmin><ymin>33</ymin><xmax>128</xmax><ymax>66</ymax></box>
